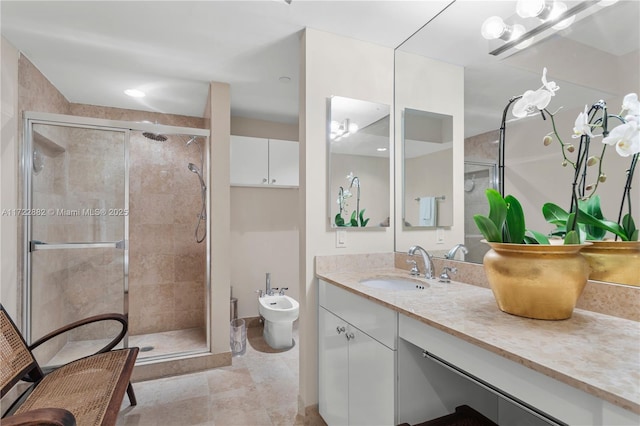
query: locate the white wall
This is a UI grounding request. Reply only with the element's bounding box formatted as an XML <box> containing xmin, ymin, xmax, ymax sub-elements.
<box><xmin>404</xmin><ymin>149</ymin><xmax>454</xmax><ymax>227</ymax></box>
<box><xmin>299</xmin><ymin>28</ymin><xmax>395</xmax><ymax>412</ymax></box>
<box><xmin>206</xmin><ymin>82</ymin><xmax>232</xmax><ymax>355</ymax></box>
<box><xmin>230</xmin><ymin>116</ymin><xmax>299</xmax><ymax>318</ymax></box>
<box><xmin>394</xmin><ymin>50</ymin><xmax>465</xmax><ymax>252</ymax></box>
<box><xmin>0</xmin><ymin>37</ymin><xmax>20</xmax><ymax>319</ymax></box>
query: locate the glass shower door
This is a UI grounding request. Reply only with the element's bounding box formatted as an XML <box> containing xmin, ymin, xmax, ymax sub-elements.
<box><xmin>464</xmin><ymin>161</ymin><xmax>497</xmax><ymax>263</ymax></box>
<box><xmin>26</xmin><ymin>121</ymin><xmax>128</xmax><ymax>367</ymax></box>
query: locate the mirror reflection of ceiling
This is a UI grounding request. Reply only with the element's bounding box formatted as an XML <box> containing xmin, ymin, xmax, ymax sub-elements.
<box><xmin>396</xmin><ymin>0</ymin><xmax>640</xmax><ymax>138</ymax></box>
<box><xmin>330</xmin><ymin>96</ymin><xmax>390</xmax><ymax>158</ymax></box>
<box><xmin>404</xmin><ymin>109</ymin><xmax>453</xmax><ymax>159</ymax></box>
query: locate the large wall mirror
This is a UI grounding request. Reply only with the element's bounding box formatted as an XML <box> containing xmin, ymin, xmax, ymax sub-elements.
<box><xmin>394</xmin><ymin>0</ymin><xmax>639</xmax><ymax>285</ymax></box>
<box><xmin>403</xmin><ymin>108</ymin><xmax>453</xmax><ymax>228</ymax></box>
<box><xmin>328</xmin><ymin>96</ymin><xmax>391</xmax><ymax>228</ymax></box>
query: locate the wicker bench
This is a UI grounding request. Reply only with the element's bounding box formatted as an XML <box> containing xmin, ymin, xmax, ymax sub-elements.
<box><xmin>1</xmin><ymin>304</ymin><xmax>138</xmax><ymax>426</ymax></box>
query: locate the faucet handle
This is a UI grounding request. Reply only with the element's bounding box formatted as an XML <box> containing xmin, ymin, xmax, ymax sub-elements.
<box><xmin>406</xmin><ymin>259</ymin><xmax>420</xmax><ymax>276</ymax></box>
<box><xmin>438</xmin><ymin>266</ymin><xmax>458</xmax><ymax>283</ymax></box>
<box><xmin>278</xmin><ymin>287</ymin><xmax>288</xmax><ymax>295</ymax></box>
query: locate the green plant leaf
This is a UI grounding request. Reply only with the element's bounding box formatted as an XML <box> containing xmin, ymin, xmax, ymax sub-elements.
<box><xmin>581</xmin><ymin>196</ymin><xmax>606</xmax><ymax>240</ymax></box>
<box><xmin>358</xmin><ymin>209</ymin><xmax>369</xmax><ymax>227</ymax></box>
<box><xmin>575</xmin><ymin>208</ymin><xmax>629</xmax><ymax>241</ymax></box>
<box><xmin>542</xmin><ymin>202</ymin><xmax>570</xmax><ymax>226</ymax></box>
<box><xmin>486</xmin><ymin>189</ymin><xmax>507</xmax><ymax>231</ymax></box>
<box><xmin>563</xmin><ymin>230</ymin><xmax>581</xmax><ymax>244</ymax></box>
<box><xmin>350</xmin><ymin>210</ymin><xmax>358</xmax><ymax>227</ymax></box>
<box><xmin>525</xmin><ymin>229</ymin><xmax>550</xmax><ymax>245</ymax></box>
<box><xmin>334</xmin><ymin>213</ymin><xmax>345</xmax><ymax>227</ymax></box>
<box><xmin>473</xmin><ymin>215</ymin><xmax>502</xmax><ymax>242</ymax></box>
<box><xmin>505</xmin><ymin>194</ymin><xmax>525</xmax><ymax>243</ymax></box>
<box><xmin>622</xmin><ymin>213</ymin><xmax>637</xmax><ymax>241</ymax></box>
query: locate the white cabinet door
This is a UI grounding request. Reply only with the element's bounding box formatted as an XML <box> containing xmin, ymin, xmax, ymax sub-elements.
<box><xmin>268</xmin><ymin>139</ymin><xmax>298</xmax><ymax>186</ymax></box>
<box><xmin>230</xmin><ymin>135</ymin><xmax>269</xmax><ymax>185</ymax></box>
<box><xmin>319</xmin><ymin>307</ymin><xmax>349</xmax><ymax>426</ymax></box>
<box><xmin>348</xmin><ymin>325</ymin><xmax>396</xmax><ymax>426</ymax></box>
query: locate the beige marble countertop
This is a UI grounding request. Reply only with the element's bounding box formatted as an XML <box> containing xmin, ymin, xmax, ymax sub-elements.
<box><xmin>316</xmin><ymin>267</ymin><xmax>640</xmax><ymax>415</ymax></box>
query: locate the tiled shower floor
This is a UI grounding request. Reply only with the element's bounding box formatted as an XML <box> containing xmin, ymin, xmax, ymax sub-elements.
<box><xmin>46</xmin><ymin>327</ymin><xmax>207</xmax><ymax>366</ymax></box>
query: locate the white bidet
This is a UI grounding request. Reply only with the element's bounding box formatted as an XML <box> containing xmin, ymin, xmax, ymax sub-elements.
<box><xmin>258</xmin><ymin>294</ymin><xmax>299</xmax><ymax>349</ymax></box>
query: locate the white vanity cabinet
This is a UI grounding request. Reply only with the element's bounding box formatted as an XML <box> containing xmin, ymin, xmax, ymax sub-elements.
<box><xmin>318</xmin><ymin>280</ymin><xmax>397</xmax><ymax>426</ymax></box>
<box><xmin>398</xmin><ymin>314</ymin><xmax>639</xmax><ymax>426</ymax></box>
<box><xmin>230</xmin><ymin>135</ymin><xmax>298</xmax><ymax>187</ymax></box>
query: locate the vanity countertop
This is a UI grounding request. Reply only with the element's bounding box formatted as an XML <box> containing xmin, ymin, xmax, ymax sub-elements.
<box><xmin>316</xmin><ymin>268</ymin><xmax>640</xmax><ymax>415</ymax></box>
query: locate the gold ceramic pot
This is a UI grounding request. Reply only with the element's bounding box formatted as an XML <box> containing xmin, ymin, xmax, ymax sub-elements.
<box><xmin>580</xmin><ymin>240</ymin><xmax>640</xmax><ymax>286</ymax></box>
<box><xmin>483</xmin><ymin>242</ymin><xmax>591</xmax><ymax>320</ymax></box>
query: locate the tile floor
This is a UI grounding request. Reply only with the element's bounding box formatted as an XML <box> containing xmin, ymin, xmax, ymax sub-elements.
<box><xmin>47</xmin><ymin>328</ymin><xmax>208</xmax><ymax>366</ymax></box>
<box><xmin>117</xmin><ymin>323</ymin><xmax>324</xmax><ymax>426</ymax></box>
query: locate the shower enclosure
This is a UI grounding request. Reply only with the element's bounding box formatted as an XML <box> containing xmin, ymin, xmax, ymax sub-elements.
<box><xmin>23</xmin><ymin>112</ymin><xmax>210</xmax><ymax>366</ymax></box>
<box><xmin>463</xmin><ymin>161</ymin><xmax>498</xmax><ymax>263</ymax></box>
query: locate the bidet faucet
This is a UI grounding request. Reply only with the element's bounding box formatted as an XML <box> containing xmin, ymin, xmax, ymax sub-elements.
<box><xmin>407</xmin><ymin>245</ymin><xmax>435</xmax><ymax>279</ymax></box>
<box><xmin>445</xmin><ymin>243</ymin><xmax>468</xmax><ymax>260</ymax></box>
<box><xmin>278</xmin><ymin>287</ymin><xmax>288</xmax><ymax>296</ymax></box>
<box><xmin>266</xmin><ymin>272</ymin><xmax>273</xmax><ymax>296</ymax></box>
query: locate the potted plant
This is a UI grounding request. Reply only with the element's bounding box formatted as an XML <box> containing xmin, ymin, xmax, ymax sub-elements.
<box><xmin>335</xmin><ymin>173</ymin><xmax>369</xmax><ymax>227</ymax></box>
<box><xmin>538</xmin><ymin>90</ymin><xmax>640</xmax><ymax>285</ymax></box>
<box><xmin>474</xmin><ymin>189</ymin><xmax>590</xmax><ymax>320</ymax></box>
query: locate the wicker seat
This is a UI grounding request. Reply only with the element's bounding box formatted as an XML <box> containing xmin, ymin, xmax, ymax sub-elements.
<box><xmin>1</xmin><ymin>304</ymin><xmax>138</xmax><ymax>426</ymax></box>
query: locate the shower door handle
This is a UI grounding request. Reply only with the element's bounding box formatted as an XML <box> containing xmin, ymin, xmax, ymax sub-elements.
<box><xmin>30</xmin><ymin>239</ymin><xmax>126</xmax><ymax>251</ymax></box>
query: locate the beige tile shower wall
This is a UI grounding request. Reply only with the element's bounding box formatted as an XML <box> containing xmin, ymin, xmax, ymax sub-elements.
<box><xmin>1</xmin><ymin>37</ymin><xmax>20</xmax><ymax>321</ymax></box>
<box><xmin>18</xmin><ymin>54</ymin><xmax>72</xmax><ymax>362</ymax></box>
<box><xmin>68</xmin><ymin>104</ymin><xmax>207</xmax><ymax>336</ymax></box>
<box><xmin>128</xmin><ymin>132</ymin><xmax>206</xmax><ymax>335</ymax></box>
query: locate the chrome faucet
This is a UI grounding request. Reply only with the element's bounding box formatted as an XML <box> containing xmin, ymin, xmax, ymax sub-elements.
<box><xmin>407</xmin><ymin>245</ymin><xmax>435</xmax><ymax>279</ymax></box>
<box><xmin>445</xmin><ymin>243</ymin><xmax>468</xmax><ymax>261</ymax></box>
<box><xmin>439</xmin><ymin>266</ymin><xmax>457</xmax><ymax>283</ymax></box>
<box><xmin>266</xmin><ymin>272</ymin><xmax>275</xmax><ymax>296</ymax></box>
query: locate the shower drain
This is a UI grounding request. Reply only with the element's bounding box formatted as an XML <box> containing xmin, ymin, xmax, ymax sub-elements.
<box><xmin>140</xmin><ymin>346</ymin><xmax>154</xmax><ymax>352</ymax></box>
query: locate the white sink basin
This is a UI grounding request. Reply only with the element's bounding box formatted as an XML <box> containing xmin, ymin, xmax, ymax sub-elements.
<box><xmin>360</xmin><ymin>277</ymin><xmax>428</xmax><ymax>290</ymax></box>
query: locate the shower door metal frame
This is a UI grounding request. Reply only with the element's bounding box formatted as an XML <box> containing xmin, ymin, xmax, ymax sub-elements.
<box><xmin>464</xmin><ymin>161</ymin><xmax>498</xmax><ymax>191</ymax></box>
<box><xmin>22</xmin><ymin>112</ymin><xmax>212</xmax><ymax>360</ymax></box>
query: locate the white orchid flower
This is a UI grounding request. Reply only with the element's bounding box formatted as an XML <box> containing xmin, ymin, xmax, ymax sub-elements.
<box><xmin>346</xmin><ymin>172</ymin><xmax>354</xmax><ymax>181</ymax></box>
<box><xmin>572</xmin><ymin>105</ymin><xmax>595</xmax><ymax>139</ymax></box>
<box><xmin>602</xmin><ymin>115</ymin><xmax>640</xmax><ymax>157</ymax></box>
<box><xmin>512</xmin><ymin>88</ymin><xmax>552</xmax><ymax>118</ymax></box>
<box><xmin>343</xmin><ymin>189</ymin><xmax>353</xmax><ymax>198</ymax></box>
<box><xmin>541</xmin><ymin>67</ymin><xmax>559</xmax><ymax>95</ymax></box>
<box><xmin>512</xmin><ymin>68</ymin><xmax>559</xmax><ymax>118</ymax></box>
<box><xmin>621</xmin><ymin>93</ymin><xmax>640</xmax><ymax>115</ymax></box>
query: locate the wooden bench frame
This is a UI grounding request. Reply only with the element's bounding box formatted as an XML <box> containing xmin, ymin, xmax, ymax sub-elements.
<box><xmin>1</xmin><ymin>304</ymin><xmax>138</xmax><ymax>426</ymax></box>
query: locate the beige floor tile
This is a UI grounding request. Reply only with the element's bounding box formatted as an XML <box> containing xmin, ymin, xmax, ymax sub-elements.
<box><xmin>115</xmin><ymin>323</ymin><xmax>306</xmax><ymax>426</ymax></box>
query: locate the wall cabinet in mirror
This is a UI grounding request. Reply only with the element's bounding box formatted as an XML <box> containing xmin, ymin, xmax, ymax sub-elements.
<box><xmin>328</xmin><ymin>96</ymin><xmax>391</xmax><ymax>229</ymax></box>
<box><xmin>402</xmin><ymin>109</ymin><xmax>453</xmax><ymax>229</ymax></box>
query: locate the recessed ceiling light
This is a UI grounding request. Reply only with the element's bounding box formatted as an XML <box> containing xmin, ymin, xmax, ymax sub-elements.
<box><xmin>279</xmin><ymin>76</ymin><xmax>291</xmax><ymax>83</ymax></box>
<box><xmin>124</xmin><ymin>89</ymin><xmax>145</xmax><ymax>98</ymax></box>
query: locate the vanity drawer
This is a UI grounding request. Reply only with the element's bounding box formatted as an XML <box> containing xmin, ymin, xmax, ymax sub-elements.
<box><xmin>319</xmin><ymin>279</ymin><xmax>397</xmax><ymax>349</ymax></box>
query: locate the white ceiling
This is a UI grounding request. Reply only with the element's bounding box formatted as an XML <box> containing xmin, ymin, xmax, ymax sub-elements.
<box><xmin>2</xmin><ymin>0</ymin><xmax>637</xmax><ymax>136</ymax></box>
<box><xmin>0</xmin><ymin>0</ymin><xmax>451</xmax><ymax>123</ymax></box>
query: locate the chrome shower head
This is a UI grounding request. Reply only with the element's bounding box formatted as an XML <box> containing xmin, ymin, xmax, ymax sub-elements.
<box><xmin>142</xmin><ymin>131</ymin><xmax>167</xmax><ymax>142</ymax></box>
<box><xmin>188</xmin><ymin>163</ymin><xmax>206</xmax><ymax>191</ymax></box>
